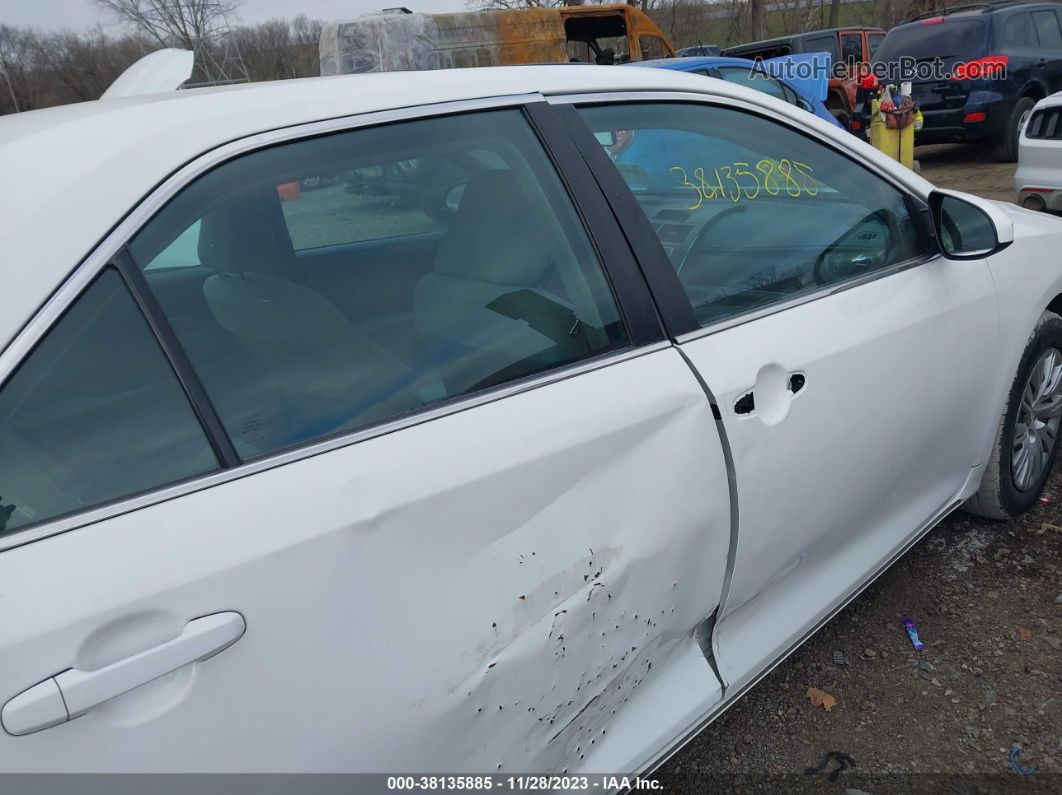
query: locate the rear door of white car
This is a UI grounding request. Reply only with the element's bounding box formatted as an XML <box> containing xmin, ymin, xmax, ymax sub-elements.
<box><xmin>0</xmin><ymin>100</ymin><xmax>732</xmax><ymax>773</ymax></box>
<box><xmin>564</xmin><ymin>97</ymin><xmax>999</xmax><ymax>691</ymax></box>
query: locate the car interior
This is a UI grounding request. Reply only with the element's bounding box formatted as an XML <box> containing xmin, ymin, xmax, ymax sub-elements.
<box><xmin>579</xmin><ymin>103</ymin><xmax>922</xmax><ymax>325</ymax></box>
<box><xmin>130</xmin><ymin>112</ymin><xmax>627</xmax><ymax>459</ymax></box>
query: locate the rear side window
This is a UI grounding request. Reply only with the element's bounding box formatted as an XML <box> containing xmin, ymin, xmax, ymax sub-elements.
<box><xmin>1031</xmin><ymin>10</ymin><xmax>1062</xmax><ymax>48</ymax></box>
<box><xmin>868</xmin><ymin>33</ymin><xmax>885</xmax><ymax>57</ymax></box>
<box><xmin>128</xmin><ymin>110</ymin><xmax>629</xmax><ymax>458</ymax></box>
<box><xmin>999</xmin><ymin>13</ymin><xmax>1029</xmax><ymax>47</ymax></box>
<box><xmin>0</xmin><ymin>269</ymin><xmax>218</xmax><ymax>535</ymax></box>
<box><xmin>276</xmin><ymin>155</ymin><xmax>477</xmax><ymax>251</ymax></box>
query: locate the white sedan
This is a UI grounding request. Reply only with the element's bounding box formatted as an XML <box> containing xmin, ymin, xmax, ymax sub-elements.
<box><xmin>1</xmin><ymin>63</ymin><xmax>1061</xmax><ymax>778</ymax></box>
<box><xmin>1016</xmin><ymin>91</ymin><xmax>1062</xmax><ymax>213</ymax></box>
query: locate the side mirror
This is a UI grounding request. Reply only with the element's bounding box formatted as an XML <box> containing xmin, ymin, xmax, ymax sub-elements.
<box><xmin>928</xmin><ymin>189</ymin><xmax>1014</xmax><ymax>259</ymax></box>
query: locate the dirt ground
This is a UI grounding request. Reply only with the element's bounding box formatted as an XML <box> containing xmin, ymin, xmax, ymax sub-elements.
<box><xmin>917</xmin><ymin>143</ymin><xmax>1019</xmax><ymax>203</ymax></box>
<box><xmin>656</xmin><ymin>145</ymin><xmax>1062</xmax><ymax>793</ymax></box>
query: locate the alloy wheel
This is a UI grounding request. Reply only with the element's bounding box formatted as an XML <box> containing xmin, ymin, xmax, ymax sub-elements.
<box><xmin>1012</xmin><ymin>347</ymin><xmax>1062</xmax><ymax>491</ymax></box>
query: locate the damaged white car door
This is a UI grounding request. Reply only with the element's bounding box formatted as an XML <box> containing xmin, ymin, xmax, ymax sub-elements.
<box><xmin>0</xmin><ymin>104</ymin><xmax>732</xmax><ymax>773</ymax></box>
<box><xmin>571</xmin><ymin>99</ymin><xmax>999</xmax><ymax>694</ymax></box>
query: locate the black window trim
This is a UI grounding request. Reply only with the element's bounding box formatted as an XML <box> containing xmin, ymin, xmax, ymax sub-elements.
<box><xmin>548</xmin><ymin>92</ymin><xmax>939</xmax><ymax>340</ymax></box>
<box><xmin>0</xmin><ymin>94</ymin><xmax>670</xmax><ymax>554</ymax></box>
<box><xmin>0</xmin><ymin>264</ymin><xmax>228</xmax><ymax>541</ymax></box>
<box><xmin>113</xmin><ymin>248</ymin><xmax>241</xmax><ymax>468</ymax></box>
<box><xmin>522</xmin><ymin>101</ymin><xmax>664</xmax><ymax>348</ymax></box>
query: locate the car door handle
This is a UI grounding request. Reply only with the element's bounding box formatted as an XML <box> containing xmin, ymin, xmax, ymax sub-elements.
<box><xmin>733</xmin><ymin>372</ymin><xmax>807</xmax><ymax>416</ymax></box>
<box><xmin>2</xmin><ymin>612</ymin><xmax>245</xmax><ymax>736</ymax></box>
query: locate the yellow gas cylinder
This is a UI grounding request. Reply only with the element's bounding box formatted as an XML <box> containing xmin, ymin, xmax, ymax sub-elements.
<box><xmin>869</xmin><ymin>95</ymin><xmax>883</xmax><ymax>150</ymax></box>
<box><xmin>898</xmin><ymin>120</ymin><xmax>915</xmax><ymax>171</ymax></box>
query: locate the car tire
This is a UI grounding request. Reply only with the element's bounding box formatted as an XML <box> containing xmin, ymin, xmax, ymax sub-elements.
<box><xmin>829</xmin><ymin>108</ymin><xmax>850</xmax><ymax>132</ymax></box>
<box><xmin>993</xmin><ymin>96</ymin><xmax>1036</xmax><ymax>163</ymax></box>
<box><xmin>964</xmin><ymin>310</ymin><xmax>1062</xmax><ymax>520</ymax></box>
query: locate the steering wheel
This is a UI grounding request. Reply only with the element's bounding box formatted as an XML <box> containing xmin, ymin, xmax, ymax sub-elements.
<box><xmin>677</xmin><ymin>204</ymin><xmax>748</xmax><ymax>274</ymax></box>
<box><xmin>812</xmin><ymin>209</ymin><xmax>896</xmax><ymax>287</ymax></box>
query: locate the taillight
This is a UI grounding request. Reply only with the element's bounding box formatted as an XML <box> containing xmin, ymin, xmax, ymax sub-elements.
<box><xmin>964</xmin><ymin>111</ymin><xmax>987</xmax><ymax>123</ymax></box>
<box><xmin>952</xmin><ymin>55</ymin><xmax>1008</xmax><ymax>81</ymax></box>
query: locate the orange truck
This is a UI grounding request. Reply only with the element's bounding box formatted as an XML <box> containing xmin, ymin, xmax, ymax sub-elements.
<box><xmin>320</xmin><ymin>5</ymin><xmax>675</xmax><ymax>75</ymax></box>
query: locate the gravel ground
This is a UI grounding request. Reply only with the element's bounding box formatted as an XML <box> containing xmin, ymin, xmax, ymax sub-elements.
<box><xmin>656</xmin><ymin>146</ymin><xmax>1062</xmax><ymax>794</ymax></box>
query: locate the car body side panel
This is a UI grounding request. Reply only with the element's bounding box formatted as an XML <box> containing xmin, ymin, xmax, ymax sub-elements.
<box><xmin>974</xmin><ymin>201</ymin><xmax>1062</xmax><ymax>462</ymax></box>
<box><xmin>677</xmin><ymin>255</ymin><xmax>999</xmax><ymax>690</ymax></box>
<box><xmin>0</xmin><ymin>349</ymin><xmax>730</xmax><ymax>772</ymax></box>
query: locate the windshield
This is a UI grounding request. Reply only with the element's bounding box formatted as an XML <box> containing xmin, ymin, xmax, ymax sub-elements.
<box><xmin>874</xmin><ymin>19</ymin><xmax>987</xmax><ymax>66</ymax></box>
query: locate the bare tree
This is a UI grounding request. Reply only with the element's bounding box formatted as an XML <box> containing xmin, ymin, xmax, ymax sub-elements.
<box><xmin>749</xmin><ymin>0</ymin><xmax>766</xmax><ymax>40</ymax></box>
<box><xmin>0</xmin><ymin>25</ymin><xmax>42</xmax><ymax>113</ymax></box>
<box><xmin>828</xmin><ymin>0</ymin><xmax>842</xmax><ymax>27</ymax></box>
<box><xmin>94</xmin><ymin>0</ymin><xmax>247</xmax><ymax>83</ymax></box>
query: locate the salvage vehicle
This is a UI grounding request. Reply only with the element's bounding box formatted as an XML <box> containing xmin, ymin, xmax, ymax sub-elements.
<box><xmin>319</xmin><ymin>4</ymin><xmax>674</xmax><ymax>75</ymax></box>
<box><xmin>2</xmin><ymin>63</ymin><xmax>1062</xmax><ymax>778</ymax></box>
<box><xmin>629</xmin><ymin>54</ymin><xmax>843</xmax><ymax>127</ymax></box>
<box><xmin>866</xmin><ymin>2</ymin><xmax>1062</xmax><ymax>162</ymax></box>
<box><xmin>1016</xmin><ymin>91</ymin><xmax>1062</xmax><ymax>211</ymax></box>
<box><xmin>723</xmin><ymin>25</ymin><xmax>886</xmax><ymax>129</ymax></box>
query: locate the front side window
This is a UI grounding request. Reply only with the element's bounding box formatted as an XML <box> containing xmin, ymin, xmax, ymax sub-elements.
<box><xmin>128</xmin><ymin>110</ymin><xmax>628</xmax><ymax>458</ymax></box>
<box><xmin>577</xmin><ymin>102</ymin><xmax>925</xmax><ymax>328</ymax></box>
<box><xmin>0</xmin><ymin>269</ymin><xmax>218</xmax><ymax>535</ymax></box>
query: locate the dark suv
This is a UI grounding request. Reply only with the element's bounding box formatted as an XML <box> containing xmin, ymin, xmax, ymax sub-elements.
<box><xmin>865</xmin><ymin>2</ymin><xmax>1062</xmax><ymax>161</ymax></box>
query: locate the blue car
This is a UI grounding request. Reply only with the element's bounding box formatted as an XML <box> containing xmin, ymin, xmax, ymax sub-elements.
<box><xmin>628</xmin><ymin>55</ymin><xmax>842</xmax><ymax>129</ymax></box>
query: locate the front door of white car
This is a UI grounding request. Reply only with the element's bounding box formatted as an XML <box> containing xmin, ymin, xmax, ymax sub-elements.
<box><xmin>569</xmin><ymin>100</ymin><xmax>1000</xmax><ymax>689</ymax></box>
<box><xmin>0</xmin><ymin>105</ymin><xmax>732</xmax><ymax>772</ymax></box>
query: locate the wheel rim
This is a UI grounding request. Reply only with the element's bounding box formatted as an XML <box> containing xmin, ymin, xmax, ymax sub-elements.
<box><xmin>1018</xmin><ymin>108</ymin><xmax>1032</xmax><ymax>136</ymax></box>
<box><xmin>1012</xmin><ymin>347</ymin><xmax>1062</xmax><ymax>491</ymax></box>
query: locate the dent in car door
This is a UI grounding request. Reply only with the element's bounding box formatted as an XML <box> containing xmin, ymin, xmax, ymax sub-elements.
<box><xmin>0</xmin><ymin>105</ymin><xmax>732</xmax><ymax>774</ymax></box>
<box><xmin>0</xmin><ymin>354</ymin><xmax>731</xmax><ymax>772</ymax></box>
<box><xmin>569</xmin><ymin>100</ymin><xmax>998</xmax><ymax>693</ymax></box>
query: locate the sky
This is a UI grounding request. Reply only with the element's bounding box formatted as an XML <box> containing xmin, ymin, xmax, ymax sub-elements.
<box><xmin>5</xmin><ymin>0</ymin><xmax>471</xmax><ymax>32</ymax></box>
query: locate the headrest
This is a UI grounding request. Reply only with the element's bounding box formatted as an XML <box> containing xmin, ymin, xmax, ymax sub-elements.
<box><xmin>433</xmin><ymin>170</ymin><xmax>553</xmax><ymax>287</ymax></box>
<box><xmin>197</xmin><ymin>187</ymin><xmax>296</xmax><ymax>276</ymax></box>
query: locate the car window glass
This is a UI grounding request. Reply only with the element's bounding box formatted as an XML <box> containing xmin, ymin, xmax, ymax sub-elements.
<box><xmin>1000</xmin><ymin>13</ymin><xmax>1029</xmax><ymax>47</ymax></box>
<box><xmin>0</xmin><ymin>269</ymin><xmax>218</xmax><ymax>536</ymax></box>
<box><xmin>873</xmin><ymin>20</ymin><xmax>986</xmax><ymax>65</ymax></box>
<box><xmin>577</xmin><ymin>102</ymin><xmax>925</xmax><ymax>328</ymax></box>
<box><xmin>145</xmin><ymin>220</ymin><xmax>202</xmax><ymax>270</ymax></box>
<box><xmin>717</xmin><ymin>67</ymin><xmax>786</xmax><ymax>100</ymax></box>
<box><xmin>639</xmin><ymin>36</ymin><xmax>669</xmax><ymax>60</ymax></box>
<box><xmin>840</xmin><ymin>34</ymin><xmax>863</xmax><ymax>64</ymax></box>
<box><xmin>128</xmin><ymin>110</ymin><xmax>629</xmax><ymax>458</ymax></box>
<box><xmin>868</xmin><ymin>33</ymin><xmax>885</xmax><ymax>57</ymax></box>
<box><xmin>1032</xmin><ymin>10</ymin><xmax>1062</xmax><ymax>48</ymax></box>
<box><xmin>802</xmin><ymin>35</ymin><xmax>840</xmax><ymax>61</ymax></box>
<box><xmin>275</xmin><ymin>155</ymin><xmax>481</xmax><ymax>251</ymax></box>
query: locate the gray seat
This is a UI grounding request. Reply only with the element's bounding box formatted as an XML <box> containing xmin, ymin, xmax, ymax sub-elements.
<box><xmin>197</xmin><ymin>190</ymin><xmax>427</xmax><ymax>448</ymax></box>
<box><xmin>412</xmin><ymin>170</ymin><xmax>578</xmax><ymax>393</ymax></box>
